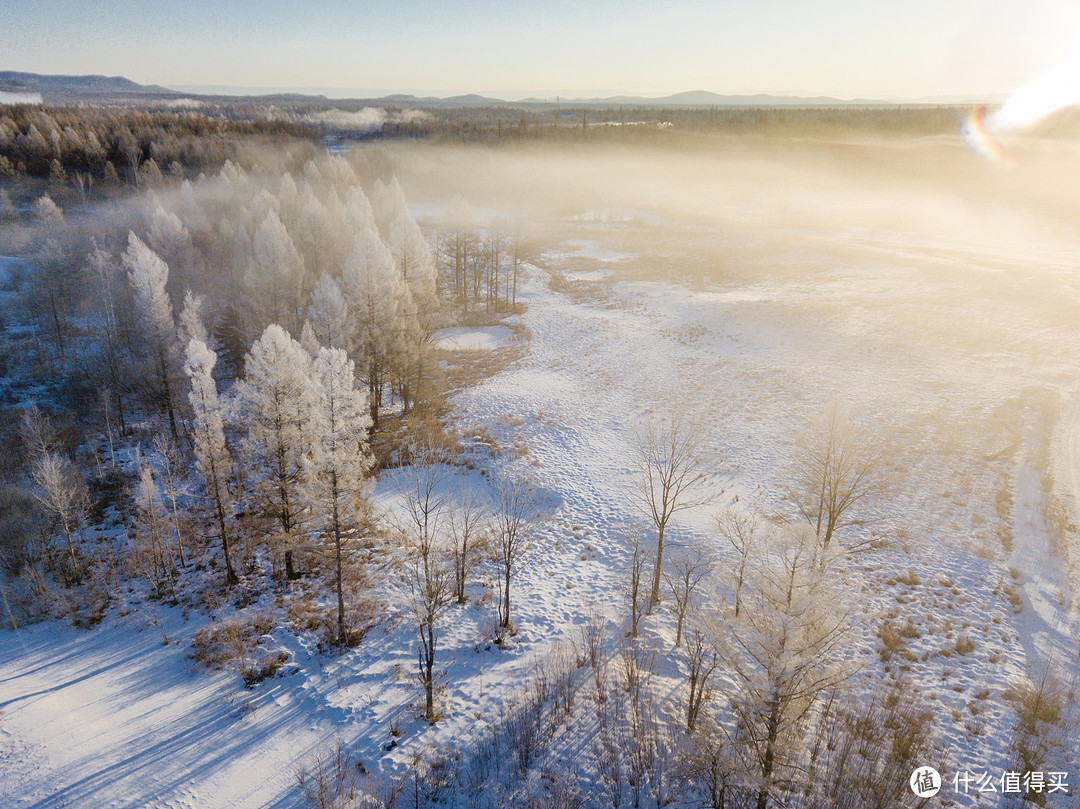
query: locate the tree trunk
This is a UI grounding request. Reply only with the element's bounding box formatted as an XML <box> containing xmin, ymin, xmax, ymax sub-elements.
<box><xmin>210</xmin><ymin>457</ymin><xmax>237</xmax><ymax>586</ymax></box>
<box><xmin>649</xmin><ymin>523</ymin><xmax>666</xmax><ymax>607</ymax></box>
<box><xmin>424</xmin><ymin>621</ymin><xmax>435</xmax><ymax>720</ymax></box>
<box><xmin>501</xmin><ymin>566</ymin><xmax>512</xmax><ymax>628</ymax></box>
<box><xmin>756</xmin><ymin>694</ymin><xmax>781</xmax><ymax>809</ymax></box>
<box><xmin>334</xmin><ymin>472</ymin><xmax>346</xmax><ymax>646</ymax></box>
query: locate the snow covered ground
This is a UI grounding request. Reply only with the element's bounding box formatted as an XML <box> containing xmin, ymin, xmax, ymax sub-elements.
<box><xmin>430</xmin><ymin>326</ymin><xmax>512</xmax><ymax>351</ymax></box>
<box><xmin>3</xmin><ymin>182</ymin><xmax>1080</xmax><ymax>806</ymax></box>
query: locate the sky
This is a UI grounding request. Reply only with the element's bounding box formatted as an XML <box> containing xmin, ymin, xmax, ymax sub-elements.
<box><xmin>5</xmin><ymin>0</ymin><xmax>1080</xmax><ymax>100</ymax></box>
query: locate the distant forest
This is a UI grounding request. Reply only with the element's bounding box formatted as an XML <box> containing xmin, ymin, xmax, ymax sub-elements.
<box><xmin>10</xmin><ymin>100</ymin><xmax>1080</xmax><ymax>198</ymax></box>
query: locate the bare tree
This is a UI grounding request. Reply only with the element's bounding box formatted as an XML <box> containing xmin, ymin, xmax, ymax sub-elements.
<box><xmin>789</xmin><ymin>402</ymin><xmax>887</xmax><ymax>551</ymax></box>
<box><xmin>628</xmin><ymin>411</ymin><xmax>713</xmax><ymax>608</ymax></box>
<box><xmin>405</xmin><ymin>524</ymin><xmax>452</xmax><ymax>722</ymax></box>
<box><xmin>20</xmin><ymin>402</ymin><xmax>63</xmax><ymax>462</ymax></box>
<box><xmin>508</xmin><ymin>219</ymin><xmax>539</xmax><ymax>309</ymax></box>
<box><xmin>684</xmin><ymin>625</ymin><xmax>719</xmax><ymax>734</ymax></box>
<box><xmin>490</xmin><ymin>469</ymin><xmax>540</xmax><ymax>635</ymax></box>
<box><xmin>440</xmin><ymin>195</ymin><xmax>480</xmax><ymax>305</ymax></box>
<box><xmin>806</xmin><ymin>681</ymin><xmax>938</xmax><ymax>809</ymax></box>
<box><xmin>485</xmin><ymin>222</ymin><xmax>507</xmax><ymax>313</ymax></box>
<box><xmin>84</xmin><ymin>247</ymin><xmax>131</xmax><ymax>437</ymax></box>
<box><xmin>399</xmin><ymin>428</ymin><xmax>452</xmax><ymax>718</ymax></box>
<box><xmin>623</xmin><ymin>529</ymin><xmax>649</xmax><ymax>639</ymax></box>
<box><xmin>663</xmin><ymin>544</ymin><xmax>713</xmax><ymax>648</ymax></box>
<box><xmin>716</xmin><ymin>506</ymin><xmax>762</xmax><ymax>618</ymax></box>
<box><xmin>447</xmin><ymin>492</ymin><xmax>487</xmax><ymax>605</ymax></box>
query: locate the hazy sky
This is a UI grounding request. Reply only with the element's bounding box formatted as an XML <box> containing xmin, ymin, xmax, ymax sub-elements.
<box><xmin>5</xmin><ymin>0</ymin><xmax>1080</xmax><ymax>99</ymax></box>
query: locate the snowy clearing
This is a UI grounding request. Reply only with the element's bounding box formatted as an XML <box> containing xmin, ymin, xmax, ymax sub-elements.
<box><xmin>430</xmin><ymin>326</ymin><xmax>512</xmax><ymax>351</ymax></box>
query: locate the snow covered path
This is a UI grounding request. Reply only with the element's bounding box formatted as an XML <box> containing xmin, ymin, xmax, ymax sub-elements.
<box><xmin>0</xmin><ymin>608</ymin><xmax>417</xmax><ymax>809</ymax></box>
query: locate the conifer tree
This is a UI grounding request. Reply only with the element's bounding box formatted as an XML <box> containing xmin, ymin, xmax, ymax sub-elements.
<box><xmin>341</xmin><ymin>227</ymin><xmax>409</xmax><ymax>429</ymax></box>
<box><xmin>304</xmin><ymin>346</ymin><xmax>374</xmax><ymax>645</ymax></box>
<box><xmin>235</xmin><ymin>324</ymin><xmax>312</xmax><ymax>537</ymax></box>
<box><xmin>123</xmin><ymin>232</ymin><xmax>181</xmax><ymax>441</ymax></box>
<box><xmin>184</xmin><ymin>338</ymin><xmax>238</xmax><ymax>585</ymax></box>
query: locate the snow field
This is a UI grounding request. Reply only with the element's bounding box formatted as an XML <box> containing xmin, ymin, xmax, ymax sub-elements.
<box><xmin>2</xmin><ymin>207</ymin><xmax>1080</xmax><ymax>806</ymax></box>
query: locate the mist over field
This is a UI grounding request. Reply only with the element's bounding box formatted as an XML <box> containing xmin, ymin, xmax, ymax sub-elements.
<box><xmin>385</xmin><ymin>134</ymin><xmax>1080</xmax><ymax>371</ymax></box>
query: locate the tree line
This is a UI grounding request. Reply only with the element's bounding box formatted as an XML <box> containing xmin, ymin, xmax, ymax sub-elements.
<box><xmin>0</xmin><ymin>104</ymin><xmax>318</xmax><ymax>195</ymax></box>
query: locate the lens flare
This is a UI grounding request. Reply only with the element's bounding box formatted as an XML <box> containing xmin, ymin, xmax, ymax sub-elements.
<box><xmin>962</xmin><ymin>106</ymin><xmax>1009</xmax><ymax>163</ymax></box>
<box><xmin>964</xmin><ymin>56</ymin><xmax>1080</xmax><ymax>162</ymax></box>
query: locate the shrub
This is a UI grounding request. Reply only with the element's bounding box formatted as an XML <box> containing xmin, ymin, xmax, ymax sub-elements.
<box><xmin>954</xmin><ymin>636</ymin><xmax>976</xmax><ymax>655</ymax></box>
<box><xmin>295</xmin><ymin>739</ymin><xmax>357</xmax><ymax>809</ymax></box>
<box><xmin>242</xmin><ymin>651</ymin><xmax>289</xmax><ymax>688</ymax></box>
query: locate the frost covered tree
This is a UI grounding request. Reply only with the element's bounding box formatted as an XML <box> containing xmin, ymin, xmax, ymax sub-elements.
<box><xmin>723</xmin><ymin>524</ymin><xmax>856</xmax><ymax>809</ymax></box>
<box><xmin>146</xmin><ymin>205</ymin><xmax>196</xmax><ymax>297</ymax></box>
<box><xmin>388</xmin><ymin>208</ymin><xmax>438</xmax><ymax>314</ymax></box>
<box><xmin>441</xmin><ymin>195</ymin><xmax>479</xmax><ymax>305</ymax></box>
<box><xmin>388</xmin><ymin>208</ymin><xmax>440</xmax><ymax>408</ymax></box>
<box><xmin>789</xmin><ymin>402</ymin><xmax>887</xmax><ymax>551</ymax></box>
<box><xmin>299</xmin><ymin>320</ymin><xmax>320</xmax><ymax>359</ymax></box>
<box><xmin>342</xmin><ymin>184</ymin><xmax>376</xmax><ymax>233</ymax></box>
<box><xmin>123</xmin><ymin>232</ymin><xmax>181</xmax><ymax>441</ymax></box>
<box><xmin>372</xmin><ymin>175</ymin><xmax>408</xmax><ymax>238</ymax></box>
<box><xmin>34</xmin><ymin>195</ymin><xmax>64</xmax><ymax>224</ymax></box>
<box><xmin>341</xmin><ymin>226</ymin><xmax>411</xmax><ymax>428</ymax></box>
<box><xmin>132</xmin><ymin>461</ymin><xmax>173</xmax><ymax>588</ymax></box>
<box><xmin>303</xmin><ymin>346</ymin><xmax>373</xmax><ymax>645</ymax></box>
<box><xmin>236</xmin><ymin>324</ymin><xmax>312</xmax><ymax>540</ymax></box>
<box><xmin>246</xmin><ymin>210</ymin><xmax>305</xmax><ymax>333</ymax></box>
<box><xmin>30</xmin><ymin>452</ymin><xmax>88</xmax><ymax>586</ymax></box>
<box><xmin>628</xmin><ymin>411</ymin><xmax>713</xmax><ymax>608</ymax></box>
<box><xmin>184</xmin><ymin>338</ymin><xmax>238</xmax><ymax>585</ymax></box>
<box><xmin>294</xmin><ymin>191</ymin><xmax>334</xmax><ymax>278</ymax></box>
<box><xmin>307</xmin><ymin>273</ymin><xmax>352</xmax><ymax>351</ymax></box>
<box><xmin>178</xmin><ymin>289</ymin><xmax>207</xmax><ymax>346</ymax></box>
